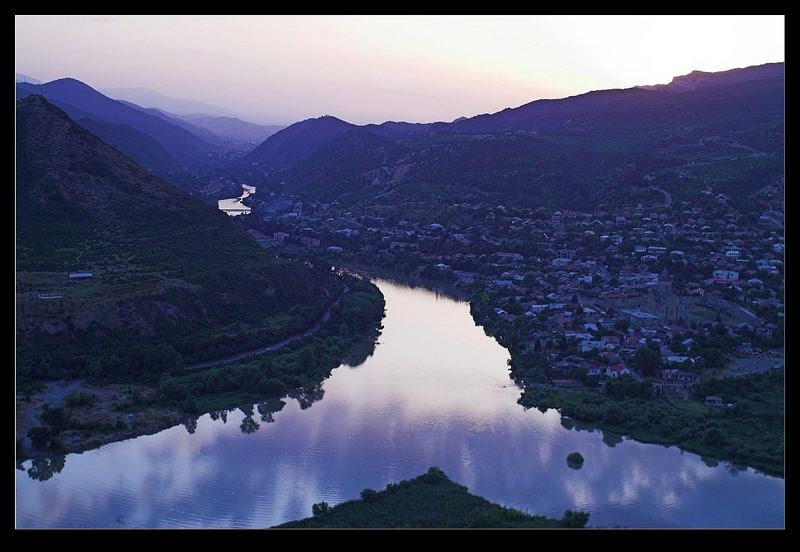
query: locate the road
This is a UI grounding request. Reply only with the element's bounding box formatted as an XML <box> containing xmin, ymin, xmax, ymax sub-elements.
<box><xmin>183</xmin><ymin>286</ymin><xmax>350</xmax><ymax>372</ymax></box>
<box><xmin>651</xmin><ymin>186</ymin><xmax>672</xmax><ymax>208</ymax></box>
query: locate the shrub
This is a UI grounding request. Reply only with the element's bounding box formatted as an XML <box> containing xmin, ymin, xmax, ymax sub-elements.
<box><xmin>312</xmin><ymin>502</ymin><xmax>330</xmax><ymax>517</ymax></box>
<box><xmin>28</xmin><ymin>426</ymin><xmax>52</xmax><ymax>450</ymax></box>
<box><xmin>567</xmin><ymin>452</ymin><xmax>584</xmax><ymax>466</ymax></box>
<box><xmin>64</xmin><ymin>390</ymin><xmax>98</xmax><ymax>408</ymax></box>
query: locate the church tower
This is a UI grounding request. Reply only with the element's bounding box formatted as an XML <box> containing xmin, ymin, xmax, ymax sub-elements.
<box><xmin>658</xmin><ymin>268</ymin><xmax>672</xmax><ymax>293</ymax></box>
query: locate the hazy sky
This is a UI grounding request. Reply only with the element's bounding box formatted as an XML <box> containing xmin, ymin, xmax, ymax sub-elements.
<box><xmin>15</xmin><ymin>15</ymin><xmax>784</xmax><ymax>125</ymax></box>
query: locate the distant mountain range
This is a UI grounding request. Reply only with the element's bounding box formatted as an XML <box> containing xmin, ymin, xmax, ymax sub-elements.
<box><xmin>16</xmin><ymin>78</ymin><xmax>221</xmax><ymax>174</ymax></box>
<box><xmin>240</xmin><ymin>62</ymin><xmax>783</xmax><ymax>208</ymax></box>
<box><xmin>16</xmin><ymin>78</ymin><xmax>284</xmax><ymax>180</ymax></box>
<box><xmin>15</xmin><ymin>62</ymin><xmax>784</xmax><ymax>208</ymax></box>
<box><xmin>16</xmin><ymin>73</ymin><xmax>42</xmax><ymax>84</ymax></box>
<box><xmin>102</xmin><ymin>86</ymin><xmax>235</xmax><ymax>117</ymax></box>
<box><xmin>183</xmin><ymin>115</ymin><xmax>283</xmax><ymax>147</ymax></box>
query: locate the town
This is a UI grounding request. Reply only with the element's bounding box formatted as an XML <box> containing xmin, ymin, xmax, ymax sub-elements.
<box><xmin>228</xmin><ymin>178</ymin><xmax>784</xmax><ymax>416</ymax></box>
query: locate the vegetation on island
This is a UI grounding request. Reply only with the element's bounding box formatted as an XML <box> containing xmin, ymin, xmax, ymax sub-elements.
<box><xmin>277</xmin><ymin>467</ymin><xmax>590</xmax><ymax>528</ymax></box>
<box><xmin>566</xmin><ymin>452</ymin><xmax>584</xmax><ymax>468</ymax></box>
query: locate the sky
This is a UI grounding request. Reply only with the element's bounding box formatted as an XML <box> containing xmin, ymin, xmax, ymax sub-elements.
<box><xmin>15</xmin><ymin>15</ymin><xmax>785</xmax><ymax>126</ymax></box>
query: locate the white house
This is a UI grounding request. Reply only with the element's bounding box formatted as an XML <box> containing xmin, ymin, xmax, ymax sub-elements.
<box><xmin>579</xmin><ymin>340</ymin><xmax>605</xmax><ymax>352</ymax></box>
<box><xmin>713</xmin><ymin>269</ymin><xmax>739</xmax><ymax>282</ymax></box>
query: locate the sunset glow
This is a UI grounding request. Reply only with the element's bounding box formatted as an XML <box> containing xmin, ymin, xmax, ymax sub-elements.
<box><xmin>15</xmin><ymin>15</ymin><xmax>784</xmax><ymax>124</ymax></box>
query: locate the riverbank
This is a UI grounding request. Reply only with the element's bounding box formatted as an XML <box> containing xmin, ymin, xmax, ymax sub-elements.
<box><xmin>277</xmin><ymin>467</ymin><xmax>589</xmax><ymax>528</ymax></box>
<box><xmin>17</xmin><ymin>279</ymin><xmax>386</xmax><ymax>465</ymax></box>
<box><xmin>518</xmin><ymin>369</ymin><xmax>784</xmax><ymax>477</ymax></box>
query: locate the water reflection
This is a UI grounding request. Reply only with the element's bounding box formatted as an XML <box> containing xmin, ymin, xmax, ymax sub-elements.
<box><xmin>16</xmin><ymin>280</ymin><xmax>784</xmax><ymax>528</ymax></box>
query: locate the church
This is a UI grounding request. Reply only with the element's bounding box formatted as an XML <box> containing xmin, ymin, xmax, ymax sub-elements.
<box><xmin>643</xmin><ymin>268</ymin><xmax>682</xmax><ymax>322</ymax></box>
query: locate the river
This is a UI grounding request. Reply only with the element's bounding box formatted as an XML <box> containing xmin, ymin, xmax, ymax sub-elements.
<box><xmin>15</xmin><ymin>280</ymin><xmax>784</xmax><ymax>528</ymax></box>
<box><xmin>217</xmin><ymin>184</ymin><xmax>256</xmax><ymax>216</ymax></box>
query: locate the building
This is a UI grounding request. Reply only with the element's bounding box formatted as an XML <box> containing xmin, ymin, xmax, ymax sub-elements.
<box><xmin>705</xmin><ymin>396</ymin><xmax>724</xmax><ymax>407</ymax></box>
<box><xmin>606</xmin><ymin>363</ymin><xmax>631</xmax><ymax>378</ymax></box>
<box><xmin>713</xmin><ymin>269</ymin><xmax>739</xmax><ymax>283</ymax></box>
<box><xmin>69</xmin><ymin>272</ymin><xmax>93</xmax><ymax>281</ymax></box>
<box><xmin>643</xmin><ymin>269</ymin><xmax>681</xmax><ymax>321</ymax></box>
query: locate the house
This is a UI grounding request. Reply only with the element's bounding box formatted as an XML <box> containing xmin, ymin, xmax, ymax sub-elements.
<box><xmin>606</xmin><ymin>363</ymin><xmax>630</xmax><ymax>378</ymax></box>
<box><xmin>326</xmin><ymin>246</ymin><xmax>343</xmax><ymax>254</ymax></box>
<box><xmin>662</xmin><ymin>369</ymin><xmax>698</xmax><ymax>385</ymax></box>
<box><xmin>68</xmin><ymin>272</ymin><xmax>93</xmax><ymax>281</ymax></box>
<box><xmin>586</xmin><ymin>362</ymin><xmax>604</xmax><ymax>377</ymax></box>
<box><xmin>495</xmin><ymin>252</ymin><xmax>524</xmax><ymax>262</ymax></box>
<box><xmin>705</xmin><ymin>396</ymin><xmax>724</xmax><ymax>407</ymax></box>
<box><xmin>273</xmin><ymin>232</ymin><xmax>289</xmax><ymax>242</ymax></box>
<box><xmin>525</xmin><ymin>305</ymin><xmax>549</xmax><ymax>316</ymax></box>
<box><xmin>713</xmin><ymin>269</ymin><xmax>739</xmax><ymax>283</ymax></box>
<box><xmin>579</xmin><ymin>340</ymin><xmax>605</xmax><ymax>352</ymax></box>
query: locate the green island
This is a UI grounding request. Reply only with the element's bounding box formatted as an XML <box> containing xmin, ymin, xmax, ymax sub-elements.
<box><xmin>277</xmin><ymin>467</ymin><xmax>590</xmax><ymax>528</ymax></box>
<box><xmin>566</xmin><ymin>452</ymin><xmax>584</xmax><ymax>468</ymax></box>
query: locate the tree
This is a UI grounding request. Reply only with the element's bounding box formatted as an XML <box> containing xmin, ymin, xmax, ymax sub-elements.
<box><xmin>40</xmin><ymin>404</ymin><xmax>68</xmax><ymax>433</ymax></box>
<box><xmin>258</xmin><ymin>377</ymin><xmax>288</xmax><ymax>397</ymax></box>
<box><xmin>180</xmin><ymin>396</ymin><xmax>200</xmax><ymax>414</ymax></box>
<box><xmin>360</xmin><ymin>488</ymin><xmax>379</xmax><ymax>502</ymax></box>
<box><xmin>631</xmin><ymin>344</ymin><xmax>662</xmax><ymax>377</ymax></box>
<box><xmin>28</xmin><ymin>426</ymin><xmax>52</xmax><ymax>450</ymax></box>
<box><xmin>561</xmin><ymin>510</ymin><xmax>590</xmax><ymax>528</ymax></box>
<box><xmin>312</xmin><ymin>502</ymin><xmax>330</xmax><ymax>517</ymax></box>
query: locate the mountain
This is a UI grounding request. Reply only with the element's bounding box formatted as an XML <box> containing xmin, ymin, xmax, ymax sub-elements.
<box><xmin>183</xmin><ymin>115</ymin><xmax>283</xmax><ymax>147</ymax></box>
<box><xmin>16</xmin><ymin>78</ymin><xmax>221</xmax><ymax>171</ymax></box>
<box><xmin>638</xmin><ymin>62</ymin><xmax>784</xmax><ymax>92</ymax></box>
<box><xmin>75</xmin><ymin>117</ymin><xmax>180</xmax><ymax>175</ymax></box>
<box><xmin>16</xmin><ymin>95</ymin><xmax>341</xmax><ymax>383</ymax></box>
<box><xmin>245</xmin><ymin>115</ymin><xmax>357</xmax><ymax>169</ymax></box>
<box><xmin>259</xmin><ymin>63</ymin><xmax>783</xmax><ymax>208</ymax></box>
<box><xmin>102</xmin><ymin>86</ymin><xmax>234</xmax><ymax>117</ymax></box>
<box><xmin>363</xmin><ymin>120</ymin><xmax>437</xmax><ymax>139</ymax></box>
<box><xmin>116</xmin><ymin>100</ymin><xmax>235</xmax><ymax>148</ymax></box>
<box><xmin>16</xmin><ymin>73</ymin><xmax>42</xmax><ymax>84</ymax></box>
<box><xmin>279</xmin><ymin>129</ymin><xmax>408</xmax><ymax>200</ymax></box>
